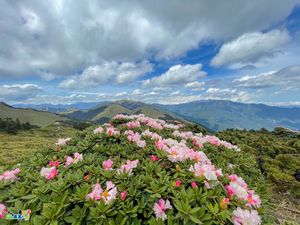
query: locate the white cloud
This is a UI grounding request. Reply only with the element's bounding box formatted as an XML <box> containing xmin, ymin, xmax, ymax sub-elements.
<box><xmin>0</xmin><ymin>0</ymin><xmax>298</xmax><ymax>78</ymax></box>
<box><xmin>0</xmin><ymin>84</ymin><xmax>43</xmax><ymax>101</ymax></box>
<box><xmin>143</xmin><ymin>64</ymin><xmax>206</xmax><ymax>87</ymax></box>
<box><xmin>59</xmin><ymin>60</ymin><xmax>152</xmax><ymax>89</ymax></box>
<box><xmin>233</xmin><ymin>65</ymin><xmax>300</xmax><ymax>89</ymax></box>
<box><xmin>131</xmin><ymin>89</ymin><xmax>142</xmax><ymax>96</ymax></box>
<box><xmin>184</xmin><ymin>81</ymin><xmax>205</xmax><ymax>91</ymax></box>
<box><xmin>115</xmin><ymin>91</ymin><xmax>127</xmax><ymax>97</ymax></box>
<box><xmin>211</xmin><ymin>29</ymin><xmax>290</xmax><ymax>67</ymax></box>
<box><xmin>202</xmin><ymin>88</ymin><xmax>251</xmax><ymax>102</ymax></box>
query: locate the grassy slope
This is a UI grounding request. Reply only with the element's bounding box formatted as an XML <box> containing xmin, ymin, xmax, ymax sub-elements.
<box><xmin>0</xmin><ymin>125</ymin><xmax>76</xmax><ymax>168</ymax></box>
<box><xmin>92</xmin><ymin>104</ymin><xmax>131</xmax><ymax>122</ymax></box>
<box><xmin>0</xmin><ymin>103</ymin><xmax>69</xmax><ymax>127</ymax></box>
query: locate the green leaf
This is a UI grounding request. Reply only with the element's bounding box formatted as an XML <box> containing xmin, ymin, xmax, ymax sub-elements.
<box><xmin>189</xmin><ymin>215</ymin><xmax>203</xmax><ymax>224</ymax></box>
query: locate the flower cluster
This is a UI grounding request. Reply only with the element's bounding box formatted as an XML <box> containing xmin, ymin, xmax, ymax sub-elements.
<box><xmin>106</xmin><ymin>126</ymin><xmax>120</xmax><ymax>136</ymax></box>
<box><xmin>0</xmin><ymin>168</ymin><xmax>20</xmax><ymax>182</ymax></box>
<box><xmin>40</xmin><ymin>167</ymin><xmax>58</xmax><ymax>180</ymax></box>
<box><xmin>0</xmin><ymin>203</ymin><xmax>7</xmax><ymax>219</ymax></box>
<box><xmin>192</xmin><ymin>135</ymin><xmax>240</xmax><ymax>151</ymax></box>
<box><xmin>56</xmin><ymin>137</ymin><xmax>71</xmax><ymax>146</ymax></box>
<box><xmin>126</xmin><ymin>120</ymin><xmax>141</xmax><ymax>129</ymax></box>
<box><xmin>124</xmin><ymin>130</ymin><xmax>146</xmax><ymax>148</ymax></box>
<box><xmin>65</xmin><ymin>152</ymin><xmax>83</xmax><ymax>167</ymax></box>
<box><xmin>102</xmin><ymin>159</ymin><xmax>114</xmax><ymax>171</ymax></box>
<box><xmin>226</xmin><ymin>174</ymin><xmax>261</xmax><ymax>208</ymax></box>
<box><xmin>86</xmin><ymin>181</ymin><xmax>117</xmax><ymax>205</ymax></box>
<box><xmin>153</xmin><ymin>198</ymin><xmax>172</xmax><ymax>221</ymax></box>
<box><xmin>233</xmin><ymin>207</ymin><xmax>261</xmax><ymax>225</ymax></box>
<box><xmin>48</xmin><ymin>161</ymin><xmax>60</xmax><ymax>167</ymax></box>
<box><xmin>117</xmin><ymin>159</ymin><xmax>139</xmax><ymax>175</ymax></box>
<box><xmin>189</xmin><ymin>163</ymin><xmax>223</xmax><ymax>181</ymax></box>
<box><xmin>142</xmin><ymin>129</ymin><xmax>161</xmax><ymax>140</ymax></box>
<box><xmin>172</xmin><ymin>130</ymin><xmax>194</xmax><ymax>140</ymax></box>
<box><xmin>93</xmin><ymin>126</ymin><xmax>104</xmax><ymax>134</ymax></box>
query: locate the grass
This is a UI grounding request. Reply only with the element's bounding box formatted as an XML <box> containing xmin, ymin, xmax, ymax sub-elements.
<box><xmin>0</xmin><ymin>102</ymin><xmax>70</xmax><ymax>127</ymax></box>
<box><xmin>0</xmin><ymin>124</ymin><xmax>76</xmax><ymax>169</ymax></box>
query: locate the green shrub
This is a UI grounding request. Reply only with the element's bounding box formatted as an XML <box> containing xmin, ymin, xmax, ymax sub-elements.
<box><xmin>0</xmin><ymin>115</ymin><xmax>268</xmax><ymax>224</ymax></box>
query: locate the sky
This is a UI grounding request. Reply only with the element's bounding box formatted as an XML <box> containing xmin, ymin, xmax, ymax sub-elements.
<box><xmin>0</xmin><ymin>0</ymin><xmax>300</xmax><ymax>106</ymax></box>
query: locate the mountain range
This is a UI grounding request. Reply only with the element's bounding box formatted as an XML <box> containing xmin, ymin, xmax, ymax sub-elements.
<box><xmin>2</xmin><ymin>100</ymin><xmax>300</xmax><ymax>131</ymax></box>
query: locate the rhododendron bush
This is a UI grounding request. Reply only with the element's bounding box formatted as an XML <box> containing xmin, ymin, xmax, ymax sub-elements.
<box><xmin>0</xmin><ymin>114</ymin><xmax>268</xmax><ymax>224</ymax></box>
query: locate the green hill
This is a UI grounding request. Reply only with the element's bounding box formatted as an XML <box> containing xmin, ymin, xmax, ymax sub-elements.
<box><xmin>65</xmin><ymin>100</ymin><xmax>188</xmax><ymax>124</ymax></box>
<box><xmin>0</xmin><ymin>102</ymin><xmax>70</xmax><ymax>127</ymax></box>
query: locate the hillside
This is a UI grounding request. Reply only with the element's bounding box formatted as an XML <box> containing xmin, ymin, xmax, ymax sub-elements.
<box><xmin>0</xmin><ymin>124</ymin><xmax>76</xmax><ymax>168</ymax></box>
<box><xmin>0</xmin><ymin>102</ymin><xmax>70</xmax><ymax>127</ymax></box>
<box><xmin>65</xmin><ymin>100</ymin><xmax>185</xmax><ymax>124</ymax></box>
<box><xmin>155</xmin><ymin>100</ymin><xmax>300</xmax><ymax>131</ymax></box>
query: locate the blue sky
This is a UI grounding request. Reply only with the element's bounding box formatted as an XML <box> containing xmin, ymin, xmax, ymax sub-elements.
<box><xmin>0</xmin><ymin>0</ymin><xmax>300</xmax><ymax>105</ymax></box>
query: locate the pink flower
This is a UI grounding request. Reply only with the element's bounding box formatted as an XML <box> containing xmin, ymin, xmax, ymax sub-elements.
<box><xmin>153</xmin><ymin>198</ymin><xmax>172</xmax><ymax>221</ymax></box>
<box><xmin>150</xmin><ymin>155</ymin><xmax>160</xmax><ymax>162</ymax></box>
<box><xmin>204</xmin><ymin>180</ymin><xmax>211</xmax><ymax>189</ymax></box>
<box><xmin>84</xmin><ymin>174</ymin><xmax>90</xmax><ymax>181</ymax></box>
<box><xmin>191</xmin><ymin>181</ymin><xmax>198</xmax><ymax>189</ymax></box>
<box><xmin>56</xmin><ymin>138</ymin><xmax>71</xmax><ymax>146</ymax></box>
<box><xmin>94</xmin><ymin>127</ymin><xmax>104</xmax><ymax>134</ymax></box>
<box><xmin>0</xmin><ymin>203</ymin><xmax>7</xmax><ymax>219</ymax></box>
<box><xmin>73</xmin><ymin>152</ymin><xmax>83</xmax><ymax>163</ymax></box>
<box><xmin>40</xmin><ymin>167</ymin><xmax>58</xmax><ymax>180</ymax></box>
<box><xmin>117</xmin><ymin>160</ymin><xmax>139</xmax><ymax>175</ymax></box>
<box><xmin>233</xmin><ymin>207</ymin><xmax>261</xmax><ymax>225</ymax></box>
<box><xmin>65</xmin><ymin>152</ymin><xmax>83</xmax><ymax>167</ymax></box>
<box><xmin>126</xmin><ymin>120</ymin><xmax>141</xmax><ymax>129</ymax></box>
<box><xmin>228</xmin><ymin>174</ymin><xmax>238</xmax><ymax>182</ymax></box>
<box><xmin>175</xmin><ymin>180</ymin><xmax>182</xmax><ymax>187</ymax></box>
<box><xmin>120</xmin><ymin>191</ymin><xmax>127</xmax><ymax>201</ymax></box>
<box><xmin>48</xmin><ymin>161</ymin><xmax>60</xmax><ymax>167</ymax></box>
<box><xmin>155</xmin><ymin>140</ymin><xmax>166</xmax><ymax>150</ymax></box>
<box><xmin>247</xmin><ymin>190</ymin><xmax>261</xmax><ymax>208</ymax></box>
<box><xmin>0</xmin><ymin>168</ymin><xmax>21</xmax><ymax>182</ymax></box>
<box><xmin>106</xmin><ymin>127</ymin><xmax>120</xmax><ymax>136</ymax></box>
<box><xmin>86</xmin><ymin>181</ymin><xmax>118</xmax><ymax>205</ymax></box>
<box><xmin>103</xmin><ymin>159</ymin><xmax>114</xmax><ymax>171</ymax></box>
<box><xmin>65</xmin><ymin>156</ymin><xmax>74</xmax><ymax>167</ymax></box>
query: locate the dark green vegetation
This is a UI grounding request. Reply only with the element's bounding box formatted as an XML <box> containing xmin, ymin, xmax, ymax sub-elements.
<box><xmin>0</xmin><ymin>118</ymin><xmax>38</xmax><ymax>134</ymax></box>
<box><xmin>217</xmin><ymin>127</ymin><xmax>300</xmax><ymax>197</ymax></box>
<box><xmin>0</xmin><ymin>102</ymin><xmax>70</xmax><ymax>127</ymax></box>
<box><xmin>217</xmin><ymin>127</ymin><xmax>300</xmax><ymax>223</ymax></box>
<box><xmin>155</xmin><ymin>100</ymin><xmax>300</xmax><ymax>131</ymax></box>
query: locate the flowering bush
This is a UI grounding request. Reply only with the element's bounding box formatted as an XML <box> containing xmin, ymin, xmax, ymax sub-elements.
<box><xmin>0</xmin><ymin>114</ymin><xmax>268</xmax><ymax>224</ymax></box>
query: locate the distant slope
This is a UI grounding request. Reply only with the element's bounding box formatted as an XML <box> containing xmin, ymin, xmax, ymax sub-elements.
<box><xmin>13</xmin><ymin>102</ymin><xmax>104</xmax><ymax>113</ymax></box>
<box><xmin>155</xmin><ymin>100</ymin><xmax>300</xmax><ymax>131</ymax></box>
<box><xmin>65</xmin><ymin>100</ymin><xmax>190</xmax><ymax>125</ymax></box>
<box><xmin>0</xmin><ymin>102</ymin><xmax>70</xmax><ymax>127</ymax></box>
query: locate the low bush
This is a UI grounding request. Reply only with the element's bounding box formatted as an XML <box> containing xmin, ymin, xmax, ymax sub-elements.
<box><xmin>0</xmin><ymin>115</ymin><xmax>268</xmax><ymax>224</ymax></box>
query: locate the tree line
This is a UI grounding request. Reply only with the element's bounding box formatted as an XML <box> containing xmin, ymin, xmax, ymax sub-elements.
<box><xmin>0</xmin><ymin>117</ymin><xmax>38</xmax><ymax>134</ymax></box>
